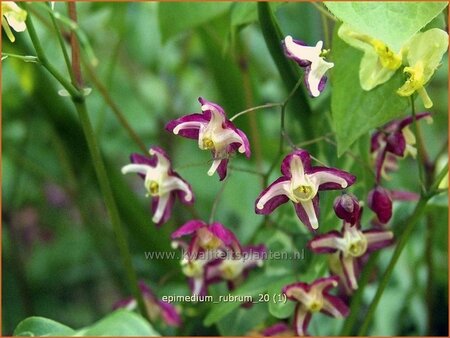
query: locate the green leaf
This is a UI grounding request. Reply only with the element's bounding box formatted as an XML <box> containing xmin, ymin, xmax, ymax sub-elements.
<box><xmin>324</xmin><ymin>2</ymin><xmax>447</xmax><ymax>51</ymax></box>
<box><xmin>158</xmin><ymin>2</ymin><xmax>231</xmax><ymax>43</ymax></box>
<box><xmin>75</xmin><ymin>310</ymin><xmax>160</xmax><ymax>336</ymax></box>
<box><xmin>331</xmin><ymin>24</ymin><xmax>409</xmax><ymax>156</ymax></box>
<box><xmin>14</xmin><ymin>317</ymin><xmax>75</xmax><ymax>336</ymax></box>
<box><xmin>14</xmin><ymin>311</ymin><xmax>160</xmax><ymax>337</ymax></box>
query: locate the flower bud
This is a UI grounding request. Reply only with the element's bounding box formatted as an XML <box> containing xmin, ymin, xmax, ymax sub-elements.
<box><xmin>333</xmin><ymin>194</ymin><xmax>360</xmax><ymax>224</ymax></box>
<box><xmin>368</xmin><ymin>186</ymin><xmax>392</xmax><ymax>224</ymax></box>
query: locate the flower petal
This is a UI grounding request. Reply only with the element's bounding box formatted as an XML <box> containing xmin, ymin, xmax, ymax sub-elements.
<box><xmin>309</xmin><ymin>167</ymin><xmax>356</xmax><ymax>190</ymax></box>
<box><xmin>171</xmin><ymin>220</ymin><xmax>207</xmax><ymax>239</ymax></box>
<box><xmin>310</xmin><ymin>275</ymin><xmax>340</xmax><ymax>294</ymax></box>
<box><xmin>162</xmin><ymin>174</ymin><xmax>194</xmax><ymax>203</ymax></box>
<box><xmin>363</xmin><ymin>229</ymin><xmax>394</xmax><ymax>252</ymax></box>
<box><xmin>308</xmin><ymin>231</ymin><xmax>342</xmax><ymax>253</ymax></box>
<box><xmin>151</xmin><ymin>193</ymin><xmax>173</xmax><ymax>225</ymax></box>
<box><xmin>158</xmin><ymin>300</ymin><xmax>182</xmax><ymax>327</ymax></box>
<box><xmin>255</xmin><ymin>177</ymin><xmax>290</xmax><ymax>214</ymax></box>
<box><xmin>281</xmin><ymin>149</ymin><xmax>311</xmax><ymax>177</ymax></box>
<box><xmin>165</xmin><ymin>113</ymin><xmax>207</xmax><ymax>139</ymax></box>
<box><xmin>305</xmin><ymin>58</ymin><xmax>334</xmax><ymax>97</ymax></box>
<box><xmin>294</xmin><ymin>197</ymin><xmax>320</xmax><ymax>230</ymax></box>
<box><xmin>293</xmin><ymin>304</ymin><xmax>311</xmax><ymax>336</ymax></box>
<box><xmin>209</xmin><ymin>222</ymin><xmax>241</xmax><ymax>252</ymax></box>
<box><xmin>367</xmin><ymin>186</ymin><xmax>393</xmax><ymax>224</ymax></box>
<box><xmin>340</xmin><ymin>255</ymin><xmax>358</xmax><ymax>290</ymax></box>
<box><xmin>322</xmin><ymin>294</ymin><xmax>349</xmax><ymax>318</ymax></box>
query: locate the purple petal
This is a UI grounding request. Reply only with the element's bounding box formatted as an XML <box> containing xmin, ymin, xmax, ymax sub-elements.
<box><xmin>293</xmin><ymin>304</ymin><xmax>311</xmax><ymax>336</ymax></box>
<box><xmin>171</xmin><ymin>171</ymin><xmax>195</xmax><ymax>204</ymax></box>
<box><xmin>308</xmin><ymin>230</ymin><xmax>341</xmax><ymax>253</ymax></box>
<box><xmin>151</xmin><ymin>193</ymin><xmax>175</xmax><ymax>226</ymax></box>
<box><xmin>333</xmin><ymin>194</ymin><xmax>360</xmax><ymax>224</ymax></box>
<box><xmin>370</xmin><ymin>132</ymin><xmax>383</xmax><ymax>153</ymax></box>
<box><xmin>397</xmin><ymin>112</ymin><xmax>432</xmax><ymax>130</ymax></box>
<box><xmin>339</xmin><ymin>254</ymin><xmax>358</xmax><ymax>291</ymax></box>
<box><xmin>262</xmin><ymin>322</ymin><xmax>292</xmax><ymax>336</ymax></box>
<box><xmin>304</xmin><ymin>65</ymin><xmax>327</xmax><ymax>97</ymax></box>
<box><xmin>255</xmin><ymin>177</ymin><xmax>290</xmax><ymax>214</ymax></box>
<box><xmin>112</xmin><ymin>297</ymin><xmax>135</xmax><ymax>310</ymax></box>
<box><xmin>138</xmin><ymin>281</ymin><xmax>157</xmax><ymax>302</ymax></box>
<box><xmin>281</xmin><ymin>149</ymin><xmax>312</xmax><ymax>177</ymax></box>
<box><xmin>165</xmin><ymin>113</ymin><xmax>207</xmax><ymax>139</ymax></box>
<box><xmin>390</xmin><ymin>190</ymin><xmax>420</xmax><ymax>201</ymax></box>
<box><xmin>322</xmin><ymin>294</ymin><xmax>350</xmax><ymax>318</ymax></box>
<box><xmin>363</xmin><ymin>229</ymin><xmax>395</xmax><ymax>252</ymax></box>
<box><xmin>309</xmin><ymin>167</ymin><xmax>356</xmax><ymax>190</ymax></box>
<box><xmin>198</xmin><ymin>97</ymin><xmax>227</xmax><ymax>120</ymax></box>
<box><xmin>282</xmin><ymin>282</ymin><xmax>310</xmax><ymax>300</ymax></box>
<box><xmin>374</xmin><ymin>147</ymin><xmax>387</xmax><ymax>184</ymax></box>
<box><xmin>367</xmin><ymin>186</ymin><xmax>393</xmax><ymax>224</ymax></box>
<box><xmin>209</xmin><ymin>222</ymin><xmax>241</xmax><ymax>251</ymax></box>
<box><xmin>158</xmin><ymin>300</ymin><xmax>182</xmax><ymax>327</ymax></box>
<box><xmin>385</xmin><ymin>131</ymin><xmax>406</xmax><ymax>156</ymax></box>
<box><xmin>217</xmin><ymin>158</ymin><xmax>228</xmax><ymax>181</ymax></box>
<box><xmin>171</xmin><ymin>220</ymin><xmax>206</xmax><ymax>239</ymax></box>
<box><xmin>294</xmin><ymin>197</ymin><xmax>320</xmax><ymax>231</ymax></box>
<box><xmin>130</xmin><ymin>153</ymin><xmax>155</xmax><ymax>179</ymax></box>
<box><xmin>311</xmin><ymin>275</ymin><xmax>340</xmax><ymax>294</ymax></box>
<box><xmin>282</xmin><ymin>37</ymin><xmax>311</xmax><ymax>68</ymax></box>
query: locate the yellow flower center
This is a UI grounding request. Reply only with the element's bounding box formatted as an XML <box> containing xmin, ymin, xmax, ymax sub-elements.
<box><xmin>371</xmin><ymin>39</ymin><xmax>402</xmax><ymax>70</ymax></box>
<box><xmin>219</xmin><ymin>260</ymin><xmax>242</xmax><ymax>280</ymax></box>
<box><xmin>181</xmin><ymin>260</ymin><xmax>203</xmax><ymax>278</ymax></box>
<box><xmin>198</xmin><ymin>228</ymin><xmax>222</xmax><ymax>250</ymax></box>
<box><xmin>293</xmin><ymin>185</ymin><xmax>314</xmax><ymax>201</ymax></box>
<box><xmin>202</xmin><ymin>137</ymin><xmax>215</xmax><ymax>150</ymax></box>
<box><xmin>146</xmin><ymin>180</ymin><xmax>159</xmax><ymax>196</ymax></box>
<box><xmin>347</xmin><ymin>239</ymin><xmax>367</xmax><ymax>257</ymax></box>
<box><xmin>308</xmin><ymin>299</ymin><xmax>323</xmax><ymax>313</ymax></box>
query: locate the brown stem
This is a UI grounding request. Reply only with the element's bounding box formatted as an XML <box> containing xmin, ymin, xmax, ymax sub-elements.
<box><xmin>67</xmin><ymin>3</ymin><xmax>82</xmax><ymax>87</ymax></box>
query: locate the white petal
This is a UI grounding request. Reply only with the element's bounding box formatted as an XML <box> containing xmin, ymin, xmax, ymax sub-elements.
<box><xmin>121</xmin><ymin>163</ymin><xmax>150</xmax><ymax>175</ymax></box>
<box><xmin>341</xmin><ymin>256</ymin><xmax>358</xmax><ymax>290</ymax></box>
<box><xmin>173</xmin><ymin>121</ymin><xmax>203</xmax><ymax>135</ymax></box>
<box><xmin>152</xmin><ymin>194</ymin><xmax>169</xmax><ymax>223</ymax></box>
<box><xmin>256</xmin><ymin>180</ymin><xmax>290</xmax><ymax>210</ymax></box>
<box><xmin>284</xmin><ymin>36</ymin><xmax>322</xmax><ymax>63</ymax></box>
<box><xmin>207</xmin><ymin>159</ymin><xmax>222</xmax><ymax>176</ymax></box>
<box><xmin>309</xmin><ymin>170</ymin><xmax>348</xmax><ymax>188</ymax></box>
<box><xmin>300</xmin><ymin>199</ymin><xmax>319</xmax><ymax>229</ymax></box>
<box><xmin>162</xmin><ymin>176</ymin><xmax>193</xmax><ymax>201</ymax></box>
<box><xmin>307</xmin><ymin>58</ymin><xmax>334</xmax><ymax>97</ymax></box>
<box><xmin>365</xmin><ymin>231</ymin><xmax>393</xmax><ymax>246</ymax></box>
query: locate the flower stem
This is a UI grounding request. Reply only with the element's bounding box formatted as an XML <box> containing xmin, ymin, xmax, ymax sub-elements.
<box><xmin>229</xmin><ymin>103</ymin><xmax>281</xmax><ymax>121</ymax></box>
<box><xmin>358</xmin><ymin>196</ymin><xmax>430</xmax><ymax>335</ymax></box>
<box><xmin>209</xmin><ymin>176</ymin><xmax>230</xmax><ymax>224</ymax></box>
<box><xmin>311</xmin><ymin>2</ymin><xmax>337</xmax><ymax>22</ymax></box>
<box><xmin>410</xmin><ymin>96</ymin><xmax>426</xmax><ymax>194</ymax></box>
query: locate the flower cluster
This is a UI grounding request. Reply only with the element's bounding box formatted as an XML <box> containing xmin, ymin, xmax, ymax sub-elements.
<box><xmin>115</xmin><ymin>31</ymin><xmax>433</xmax><ymax>336</ymax></box>
<box><xmin>339</xmin><ymin>25</ymin><xmax>448</xmax><ymax>108</ymax></box>
<box><xmin>368</xmin><ymin>113</ymin><xmax>432</xmax><ymax>224</ymax></box>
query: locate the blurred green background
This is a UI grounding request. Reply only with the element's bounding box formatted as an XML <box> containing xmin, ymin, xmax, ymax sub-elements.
<box><xmin>2</xmin><ymin>2</ymin><xmax>448</xmax><ymax>336</ymax></box>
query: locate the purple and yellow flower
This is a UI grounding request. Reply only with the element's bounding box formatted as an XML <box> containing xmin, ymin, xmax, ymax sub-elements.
<box><xmin>255</xmin><ymin>149</ymin><xmax>356</xmax><ymax>230</ymax></box>
<box><xmin>121</xmin><ymin>146</ymin><xmax>194</xmax><ymax>226</ymax></box>
<box><xmin>206</xmin><ymin>244</ymin><xmax>266</xmax><ymax>291</ymax></box>
<box><xmin>166</xmin><ymin>97</ymin><xmax>251</xmax><ymax>181</ymax></box>
<box><xmin>113</xmin><ymin>281</ymin><xmax>181</xmax><ymax>327</ymax></box>
<box><xmin>371</xmin><ymin>112</ymin><xmax>431</xmax><ymax>182</ymax></box>
<box><xmin>171</xmin><ymin>220</ymin><xmax>241</xmax><ymax>257</ymax></box>
<box><xmin>2</xmin><ymin>2</ymin><xmax>27</xmax><ymax>43</ymax></box>
<box><xmin>283</xmin><ymin>35</ymin><xmax>334</xmax><ymax>97</ymax></box>
<box><xmin>248</xmin><ymin>322</ymin><xmax>294</xmax><ymax>336</ymax></box>
<box><xmin>308</xmin><ymin>205</ymin><xmax>394</xmax><ymax>291</ymax></box>
<box><xmin>283</xmin><ymin>277</ymin><xmax>349</xmax><ymax>336</ymax></box>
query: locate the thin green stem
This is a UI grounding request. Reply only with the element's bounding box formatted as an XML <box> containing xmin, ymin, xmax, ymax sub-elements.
<box><xmin>229</xmin><ymin>166</ymin><xmax>265</xmax><ymax>177</ymax></box>
<box><xmin>47</xmin><ymin>3</ymin><xmax>75</xmax><ymax>84</ymax></box>
<box><xmin>1</xmin><ymin>53</ymin><xmax>39</xmax><ymax>63</ymax></box>
<box><xmin>23</xmin><ymin>5</ymin><xmax>82</xmax><ymax>100</ymax></box>
<box><xmin>74</xmin><ymin>100</ymin><xmax>149</xmax><ymax>320</ymax></box>
<box><xmin>429</xmin><ymin>162</ymin><xmax>448</xmax><ymax>194</ymax></box>
<box><xmin>229</xmin><ymin>103</ymin><xmax>281</xmax><ymax>122</ymax></box>
<box><xmin>410</xmin><ymin>96</ymin><xmax>426</xmax><ymax>194</ymax></box>
<box><xmin>358</xmin><ymin>197</ymin><xmax>430</xmax><ymax>335</ymax></box>
<box><xmin>209</xmin><ymin>176</ymin><xmax>230</xmax><ymax>224</ymax></box>
<box><xmin>311</xmin><ymin>2</ymin><xmax>337</xmax><ymax>22</ymax></box>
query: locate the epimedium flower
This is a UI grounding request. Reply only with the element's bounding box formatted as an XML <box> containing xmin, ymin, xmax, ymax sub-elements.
<box><xmin>255</xmin><ymin>149</ymin><xmax>356</xmax><ymax>231</ymax></box>
<box><xmin>333</xmin><ymin>193</ymin><xmax>360</xmax><ymax>225</ymax></box>
<box><xmin>113</xmin><ymin>281</ymin><xmax>181</xmax><ymax>327</ymax></box>
<box><xmin>2</xmin><ymin>2</ymin><xmax>27</xmax><ymax>43</ymax></box>
<box><xmin>397</xmin><ymin>28</ymin><xmax>448</xmax><ymax>108</ymax></box>
<box><xmin>308</xmin><ymin>202</ymin><xmax>394</xmax><ymax>291</ymax></box>
<box><xmin>206</xmin><ymin>244</ymin><xmax>266</xmax><ymax>291</ymax></box>
<box><xmin>338</xmin><ymin>23</ymin><xmax>403</xmax><ymax>91</ymax></box>
<box><xmin>171</xmin><ymin>220</ymin><xmax>241</xmax><ymax>258</ymax></box>
<box><xmin>371</xmin><ymin>112</ymin><xmax>432</xmax><ymax>182</ymax></box>
<box><xmin>121</xmin><ymin>146</ymin><xmax>194</xmax><ymax>226</ymax></box>
<box><xmin>283</xmin><ymin>276</ymin><xmax>349</xmax><ymax>336</ymax></box>
<box><xmin>166</xmin><ymin>97</ymin><xmax>251</xmax><ymax>181</ymax></box>
<box><xmin>283</xmin><ymin>35</ymin><xmax>334</xmax><ymax>97</ymax></box>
